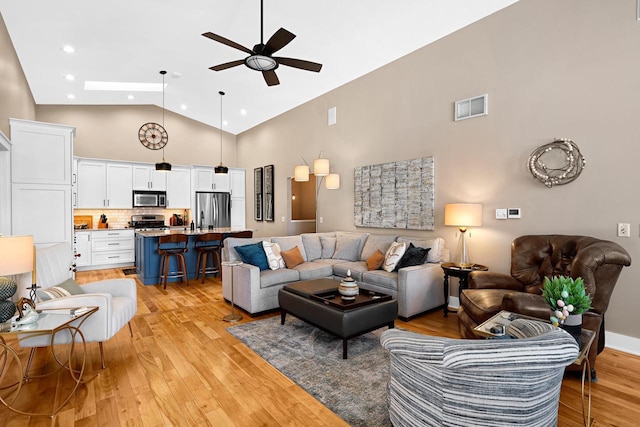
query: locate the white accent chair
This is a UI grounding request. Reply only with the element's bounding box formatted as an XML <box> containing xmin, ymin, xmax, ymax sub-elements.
<box><xmin>20</xmin><ymin>243</ymin><xmax>137</xmax><ymax>369</ymax></box>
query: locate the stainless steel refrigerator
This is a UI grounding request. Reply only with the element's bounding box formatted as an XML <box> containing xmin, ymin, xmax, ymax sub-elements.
<box><xmin>195</xmin><ymin>192</ymin><xmax>231</xmax><ymax>229</ymax></box>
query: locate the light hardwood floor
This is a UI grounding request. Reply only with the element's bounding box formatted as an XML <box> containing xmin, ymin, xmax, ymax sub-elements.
<box><xmin>1</xmin><ymin>268</ymin><xmax>639</xmax><ymax>426</ymax></box>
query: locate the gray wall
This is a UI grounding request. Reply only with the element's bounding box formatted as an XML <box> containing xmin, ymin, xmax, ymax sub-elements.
<box><xmin>236</xmin><ymin>0</ymin><xmax>640</xmax><ymax>340</ymax></box>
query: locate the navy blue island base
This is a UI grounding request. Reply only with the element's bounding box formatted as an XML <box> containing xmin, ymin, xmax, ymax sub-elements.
<box><xmin>135</xmin><ymin>229</ymin><xmax>251</xmax><ymax>285</ymax></box>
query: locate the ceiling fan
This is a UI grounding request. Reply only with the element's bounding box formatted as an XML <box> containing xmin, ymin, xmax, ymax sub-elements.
<box><xmin>202</xmin><ymin>0</ymin><xmax>322</xmax><ymax>86</ymax></box>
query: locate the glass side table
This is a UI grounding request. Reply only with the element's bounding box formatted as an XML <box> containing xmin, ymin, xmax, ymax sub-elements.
<box><xmin>0</xmin><ymin>306</ymin><xmax>98</xmax><ymax>417</ymax></box>
<box><xmin>222</xmin><ymin>261</ymin><xmax>243</xmax><ymax>322</ymax></box>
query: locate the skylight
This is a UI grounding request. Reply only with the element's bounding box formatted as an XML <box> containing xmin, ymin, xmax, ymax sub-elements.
<box><xmin>84</xmin><ymin>81</ymin><xmax>166</xmax><ymax>92</ymax></box>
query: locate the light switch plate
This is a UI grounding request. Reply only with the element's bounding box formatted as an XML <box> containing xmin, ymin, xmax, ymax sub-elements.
<box><xmin>495</xmin><ymin>208</ymin><xmax>507</xmax><ymax>220</ymax></box>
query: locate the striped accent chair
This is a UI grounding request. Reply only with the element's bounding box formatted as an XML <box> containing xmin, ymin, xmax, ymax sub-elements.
<box><xmin>380</xmin><ymin>319</ymin><xmax>579</xmax><ymax>427</ymax></box>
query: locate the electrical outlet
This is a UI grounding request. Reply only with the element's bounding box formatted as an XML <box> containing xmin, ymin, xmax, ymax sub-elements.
<box><xmin>617</xmin><ymin>223</ymin><xmax>631</xmax><ymax>237</ymax></box>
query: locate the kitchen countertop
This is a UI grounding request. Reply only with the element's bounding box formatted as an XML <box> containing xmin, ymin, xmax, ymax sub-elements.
<box><xmin>74</xmin><ymin>227</ymin><xmax>132</xmax><ymax>232</ymax></box>
<box><xmin>135</xmin><ymin>228</ymin><xmax>252</xmax><ymax>237</ymax></box>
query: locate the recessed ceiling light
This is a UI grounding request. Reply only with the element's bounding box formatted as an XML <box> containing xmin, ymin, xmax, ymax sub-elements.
<box><xmin>180</xmin><ymin>104</ymin><xmax>187</xmax><ymax>110</ymax></box>
<box><xmin>84</xmin><ymin>81</ymin><xmax>165</xmax><ymax>92</ymax></box>
<box><xmin>240</xmin><ymin>109</ymin><xmax>247</xmax><ymax>116</ymax></box>
<box><xmin>127</xmin><ymin>94</ymin><xmax>135</xmax><ymax>100</ymax></box>
<box><xmin>223</xmin><ymin>120</ymin><xmax>228</xmax><ymax>126</ymax></box>
<box><xmin>62</xmin><ymin>45</ymin><xmax>75</xmax><ymax>54</ymax></box>
<box><xmin>64</xmin><ymin>74</ymin><xmax>75</xmax><ymax>81</ymax></box>
<box><xmin>67</xmin><ymin>94</ymin><xmax>76</xmax><ymax>99</ymax></box>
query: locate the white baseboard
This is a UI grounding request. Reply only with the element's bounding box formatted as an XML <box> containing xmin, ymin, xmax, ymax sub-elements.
<box><xmin>604</xmin><ymin>331</ymin><xmax>640</xmax><ymax>356</ymax></box>
<box><xmin>449</xmin><ymin>296</ymin><xmax>640</xmax><ymax>356</ymax></box>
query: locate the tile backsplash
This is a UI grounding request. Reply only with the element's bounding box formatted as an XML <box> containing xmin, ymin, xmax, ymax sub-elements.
<box><xmin>74</xmin><ymin>208</ymin><xmax>191</xmax><ymax>229</ymax></box>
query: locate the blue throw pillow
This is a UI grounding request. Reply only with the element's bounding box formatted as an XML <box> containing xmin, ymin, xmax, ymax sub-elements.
<box><xmin>235</xmin><ymin>242</ymin><xmax>269</xmax><ymax>271</ymax></box>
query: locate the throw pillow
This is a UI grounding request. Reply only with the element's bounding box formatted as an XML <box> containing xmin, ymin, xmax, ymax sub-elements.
<box><xmin>262</xmin><ymin>241</ymin><xmax>286</xmax><ymax>270</ymax></box>
<box><xmin>281</xmin><ymin>246</ymin><xmax>305</xmax><ymax>268</ymax></box>
<box><xmin>366</xmin><ymin>249</ymin><xmax>385</xmax><ymax>271</ymax></box>
<box><xmin>383</xmin><ymin>241</ymin><xmax>406</xmax><ymax>272</ymax></box>
<box><xmin>394</xmin><ymin>243</ymin><xmax>431</xmax><ymax>271</ymax></box>
<box><xmin>320</xmin><ymin>236</ymin><xmax>336</xmax><ymax>259</ymax></box>
<box><xmin>235</xmin><ymin>242</ymin><xmax>270</xmax><ymax>271</ymax></box>
<box><xmin>37</xmin><ymin>278</ymin><xmax>85</xmax><ymax>301</ymax></box>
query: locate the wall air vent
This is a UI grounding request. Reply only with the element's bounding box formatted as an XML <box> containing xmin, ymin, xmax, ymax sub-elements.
<box><xmin>454</xmin><ymin>94</ymin><xmax>488</xmax><ymax>121</ymax></box>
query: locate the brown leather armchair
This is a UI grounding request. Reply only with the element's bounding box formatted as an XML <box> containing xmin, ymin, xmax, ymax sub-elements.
<box><xmin>458</xmin><ymin>235</ymin><xmax>631</xmax><ymax>376</ymax></box>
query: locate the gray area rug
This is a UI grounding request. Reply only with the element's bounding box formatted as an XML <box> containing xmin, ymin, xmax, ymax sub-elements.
<box><xmin>227</xmin><ymin>316</ymin><xmax>392</xmax><ymax>426</ymax></box>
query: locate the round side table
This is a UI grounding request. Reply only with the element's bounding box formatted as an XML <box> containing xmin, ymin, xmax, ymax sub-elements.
<box><xmin>441</xmin><ymin>262</ymin><xmax>488</xmax><ymax>317</ymax></box>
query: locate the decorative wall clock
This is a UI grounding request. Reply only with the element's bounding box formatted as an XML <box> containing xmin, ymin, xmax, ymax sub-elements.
<box><xmin>138</xmin><ymin>122</ymin><xmax>168</xmax><ymax>150</ymax></box>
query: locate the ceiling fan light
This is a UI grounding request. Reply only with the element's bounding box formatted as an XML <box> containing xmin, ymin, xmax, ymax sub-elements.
<box><xmin>245</xmin><ymin>55</ymin><xmax>277</xmax><ymax>71</ymax></box>
<box><xmin>155</xmin><ymin>161</ymin><xmax>172</xmax><ymax>172</ymax></box>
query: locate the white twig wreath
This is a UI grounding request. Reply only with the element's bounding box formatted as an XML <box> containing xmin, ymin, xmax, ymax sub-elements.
<box><xmin>527</xmin><ymin>138</ymin><xmax>586</xmax><ymax>188</ymax></box>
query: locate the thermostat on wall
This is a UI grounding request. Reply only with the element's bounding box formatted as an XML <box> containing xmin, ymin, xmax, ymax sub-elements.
<box><xmin>507</xmin><ymin>208</ymin><xmax>521</xmax><ymax>219</ymax></box>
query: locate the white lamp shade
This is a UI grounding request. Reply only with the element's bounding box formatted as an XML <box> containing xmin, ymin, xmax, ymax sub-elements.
<box><xmin>0</xmin><ymin>235</ymin><xmax>34</xmax><ymax>276</ymax></box>
<box><xmin>444</xmin><ymin>203</ymin><xmax>483</xmax><ymax>227</ymax></box>
<box><xmin>325</xmin><ymin>173</ymin><xmax>340</xmax><ymax>190</ymax></box>
<box><xmin>294</xmin><ymin>165</ymin><xmax>310</xmax><ymax>182</ymax></box>
<box><xmin>313</xmin><ymin>158</ymin><xmax>330</xmax><ymax>177</ymax></box>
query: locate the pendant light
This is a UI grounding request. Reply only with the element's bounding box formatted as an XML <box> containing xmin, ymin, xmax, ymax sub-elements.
<box><xmin>155</xmin><ymin>70</ymin><xmax>171</xmax><ymax>171</ymax></box>
<box><xmin>215</xmin><ymin>90</ymin><xmax>229</xmax><ymax>175</ymax></box>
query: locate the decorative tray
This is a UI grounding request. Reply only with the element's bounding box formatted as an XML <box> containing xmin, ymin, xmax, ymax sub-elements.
<box><xmin>310</xmin><ymin>290</ymin><xmax>392</xmax><ymax>310</ymax></box>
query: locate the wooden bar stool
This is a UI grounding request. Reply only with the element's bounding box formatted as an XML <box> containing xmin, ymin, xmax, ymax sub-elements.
<box><xmin>158</xmin><ymin>234</ymin><xmax>189</xmax><ymax>289</ymax></box>
<box><xmin>195</xmin><ymin>233</ymin><xmax>223</xmax><ymax>283</ymax></box>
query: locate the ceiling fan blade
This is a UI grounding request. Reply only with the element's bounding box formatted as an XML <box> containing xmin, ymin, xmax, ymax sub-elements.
<box><xmin>264</xmin><ymin>28</ymin><xmax>296</xmax><ymax>54</ymax></box>
<box><xmin>209</xmin><ymin>59</ymin><xmax>245</xmax><ymax>71</ymax></box>
<box><xmin>202</xmin><ymin>32</ymin><xmax>254</xmax><ymax>55</ymax></box>
<box><xmin>275</xmin><ymin>57</ymin><xmax>323</xmax><ymax>73</ymax></box>
<box><xmin>262</xmin><ymin>70</ymin><xmax>280</xmax><ymax>86</ymax></box>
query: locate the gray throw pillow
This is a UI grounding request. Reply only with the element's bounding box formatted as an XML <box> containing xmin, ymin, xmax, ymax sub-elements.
<box><xmin>332</xmin><ymin>235</ymin><xmax>363</xmax><ymax>261</ymax></box>
<box><xmin>320</xmin><ymin>236</ymin><xmax>336</xmax><ymax>258</ymax></box>
<box><xmin>37</xmin><ymin>278</ymin><xmax>84</xmax><ymax>301</ymax></box>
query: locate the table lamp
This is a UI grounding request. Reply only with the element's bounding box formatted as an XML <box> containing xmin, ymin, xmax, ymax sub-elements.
<box><xmin>444</xmin><ymin>203</ymin><xmax>483</xmax><ymax>268</ymax></box>
<box><xmin>0</xmin><ymin>235</ymin><xmax>34</xmax><ymax>323</ymax></box>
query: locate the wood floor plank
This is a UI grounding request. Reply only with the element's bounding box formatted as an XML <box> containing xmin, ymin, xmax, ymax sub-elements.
<box><xmin>1</xmin><ymin>267</ymin><xmax>639</xmax><ymax>426</ymax></box>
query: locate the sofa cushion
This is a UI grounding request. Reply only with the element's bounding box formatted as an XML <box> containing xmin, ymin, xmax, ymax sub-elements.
<box><xmin>333</xmin><ymin>232</ymin><xmax>369</xmax><ymax>261</ymax></box>
<box><xmin>383</xmin><ymin>241</ymin><xmax>406</xmax><ymax>272</ymax></box>
<box><xmin>332</xmin><ymin>261</ymin><xmax>368</xmax><ymax>281</ymax></box>
<box><xmin>320</xmin><ymin>236</ymin><xmax>336</xmax><ymax>259</ymax></box>
<box><xmin>235</xmin><ymin>242</ymin><xmax>269</xmax><ymax>271</ymax></box>
<box><xmin>260</xmin><ymin>269</ymin><xmax>300</xmax><ymax>288</ymax></box>
<box><xmin>294</xmin><ymin>262</ymin><xmax>334</xmax><ymax>281</ymax></box>
<box><xmin>281</xmin><ymin>246</ymin><xmax>305</xmax><ymax>268</ymax></box>
<box><xmin>262</xmin><ymin>241</ymin><xmax>286</xmax><ymax>270</ymax></box>
<box><xmin>367</xmin><ymin>249</ymin><xmax>385</xmax><ymax>271</ymax></box>
<box><xmin>360</xmin><ymin>234</ymin><xmax>397</xmax><ymax>261</ymax></box>
<box><xmin>272</xmin><ymin>236</ymin><xmax>308</xmax><ymax>261</ymax></box>
<box><xmin>301</xmin><ymin>232</ymin><xmax>335</xmax><ymax>261</ymax></box>
<box><xmin>395</xmin><ymin>243</ymin><xmax>430</xmax><ymax>271</ymax></box>
<box><xmin>396</xmin><ymin>236</ymin><xmax>445</xmax><ymax>263</ymax></box>
<box><xmin>37</xmin><ymin>278</ymin><xmax>84</xmax><ymax>301</ymax></box>
<box><xmin>362</xmin><ymin>270</ymin><xmax>399</xmax><ymax>292</ymax></box>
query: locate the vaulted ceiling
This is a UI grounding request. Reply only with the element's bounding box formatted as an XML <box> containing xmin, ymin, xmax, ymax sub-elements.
<box><xmin>0</xmin><ymin>0</ymin><xmax>518</xmax><ymax>134</ymax></box>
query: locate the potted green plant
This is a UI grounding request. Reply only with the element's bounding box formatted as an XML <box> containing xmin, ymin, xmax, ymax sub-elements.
<box><xmin>542</xmin><ymin>275</ymin><xmax>592</xmax><ymax>345</ymax></box>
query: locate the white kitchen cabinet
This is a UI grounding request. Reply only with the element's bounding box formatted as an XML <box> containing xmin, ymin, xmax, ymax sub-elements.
<box><xmin>166</xmin><ymin>166</ymin><xmax>191</xmax><ymax>208</ymax></box>
<box><xmin>133</xmin><ymin>164</ymin><xmax>167</xmax><ymax>191</ymax></box>
<box><xmin>90</xmin><ymin>229</ymin><xmax>134</xmax><ymax>267</ymax></box>
<box><xmin>229</xmin><ymin>168</ymin><xmax>246</xmax><ymax>229</ymax></box>
<box><xmin>192</xmin><ymin>166</ymin><xmax>229</xmax><ymax>192</ymax></box>
<box><xmin>10</xmin><ymin>119</ymin><xmax>75</xmax><ymax>246</ymax></box>
<box><xmin>72</xmin><ymin>157</ymin><xmax>78</xmax><ymax>207</ymax></box>
<box><xmin>74</xmin><ymin>231</ymin><xmax>92</xmax><ymax>268</ymax></box>
<box><xmin>77</xmin><ymin>160</ymin><xmax>132</xmax><ymax>208</ymax></box>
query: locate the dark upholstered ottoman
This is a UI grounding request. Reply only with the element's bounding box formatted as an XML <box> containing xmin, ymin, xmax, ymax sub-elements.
<box><xmin>278</xmin><ymin>278</ymin><xmax>398</xmax><ymax>358</ymax></box>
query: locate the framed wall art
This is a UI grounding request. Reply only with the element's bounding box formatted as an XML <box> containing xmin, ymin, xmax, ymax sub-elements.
<box><xmin>254</xmin><ymin>167</ymin><xmax>263</xmax><ymax>221</ymax></box>
<box><xmin>264</xmin><ymin>164</ymin><xmax>274</xmax><ymax>221</ymax></box>
<box><xmin>354</xmin><ymin>156</ymin><xmax>435</xmax><ymax>230</ymax></box>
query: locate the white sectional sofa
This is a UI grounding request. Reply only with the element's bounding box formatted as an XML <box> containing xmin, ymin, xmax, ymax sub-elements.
<box><xmin>221</xmin><ymin>231</ymin><xmax>448</xmax><ymax>320</ymax></box>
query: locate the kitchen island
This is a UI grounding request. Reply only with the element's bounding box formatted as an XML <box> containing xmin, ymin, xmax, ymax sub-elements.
<box><xmin>135</xmin><ymin>228</ymin><xmax>253</xmax><ymax>285</ymax></box>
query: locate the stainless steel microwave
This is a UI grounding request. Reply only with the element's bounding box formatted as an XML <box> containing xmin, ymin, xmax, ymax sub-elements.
<box><xmin>133</xmin><ymin>190</ymin><xmax>166</xmax><ymax>208</ymax></box>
